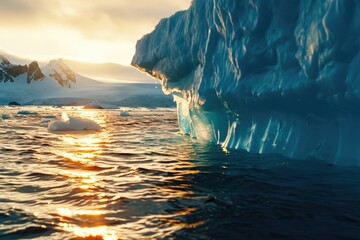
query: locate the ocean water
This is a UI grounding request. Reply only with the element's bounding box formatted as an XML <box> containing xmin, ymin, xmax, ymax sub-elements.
<box><xmin>0</xmin><ymin>106</ymin><xmax>360</xmax><ymax>240</ymax></box>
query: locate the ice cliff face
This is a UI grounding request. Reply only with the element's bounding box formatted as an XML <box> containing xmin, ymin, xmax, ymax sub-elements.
<box><xmin>132</xmin><ymin>0</ymin><xmax>360</xmax><ymax>165</ymax></box>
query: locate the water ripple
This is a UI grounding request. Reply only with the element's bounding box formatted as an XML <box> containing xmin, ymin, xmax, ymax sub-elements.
<box><xmin>1</xmin><ymin>107</ymin><xmax>360</xmax><ymax>239</ymax></box>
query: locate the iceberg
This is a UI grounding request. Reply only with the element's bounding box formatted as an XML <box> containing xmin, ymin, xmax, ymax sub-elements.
<box><xmin>48</xmin><ymin>113</ymin><xmax>101</xmax><ymax>131</ymax></box>
<box><xmin>132</xmin><ymin>0</ymin><xmax>360</xmax><ymax>165</ymax></box>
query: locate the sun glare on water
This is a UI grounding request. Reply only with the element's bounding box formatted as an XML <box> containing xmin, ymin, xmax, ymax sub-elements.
<box><xmin>54</xmin><ymin>110</ymin><xmax>117</xmax><ymax>239</ymax></box>
<box><xmin>60</xmin><ymin>223</ymin><xmax>117</xmax><ymax>240</ymax></box>
<box><xmin>59</xmin><ymin>135</ymin><xmax>103</xmax><ymax>164</ymax></box>
<box><xmin>58</xmin><ymin>208</ymin><xmax>117</xmax><ymax>239</ymax></box>
<box><xmin>0</xmin><ymin>106</ymin><xmax>217</xmax><ymax>239</ymax></box>
<box><xmin>55</xmin><ymin>110</ymin><xmax>107</xmax><ymax>164</ymax></box>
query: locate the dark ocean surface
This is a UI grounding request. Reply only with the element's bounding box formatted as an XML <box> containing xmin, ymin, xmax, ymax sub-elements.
<box><xmin>0</xmin><ymin>106</ymin><xmax>360</xmax><ymax>239</ymax></box>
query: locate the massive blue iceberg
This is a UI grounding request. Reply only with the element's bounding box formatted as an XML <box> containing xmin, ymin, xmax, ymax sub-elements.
<box><xmin>132</xmin><ymin>0</ymin><xmax>360</xmax><ymax>165</ymax></box>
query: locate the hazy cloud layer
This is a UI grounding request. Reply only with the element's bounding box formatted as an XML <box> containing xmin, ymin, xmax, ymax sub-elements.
<box><xmin>0</xmin><ymin>0</ymin><xmax>190</xmax><ymax>40</ymax></box>
<box><xmin>0</xmin><ymin>0</ymin><xmax>191</xmax><ymax>64</ymax></box>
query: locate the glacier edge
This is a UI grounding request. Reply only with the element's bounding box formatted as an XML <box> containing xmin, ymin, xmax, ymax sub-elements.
<box><xmin>132</xmin><ymin>0</ymin><xmax>360</xmax><ymax>165</ymax></box>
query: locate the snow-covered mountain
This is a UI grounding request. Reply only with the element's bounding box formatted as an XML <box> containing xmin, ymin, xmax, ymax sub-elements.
<box><xmin>132</xmin><ymin>0</ymin><xmax>360</xmax><ymax>165</ymax></box>
<box><xmin>0</xmin><ymin>55</ymin><xmax>44</xmax><ymax>83</ymax></box>
<box><xmin>0</xmin><ymin>55</ymin><xmax>85</xmax><ymax>86</ymax></box>
<box><xmin>43</xmin><ymin>59</ymin><xmax>76</xmax><ymax>87</ymax></box>
<box><xmin>0</xmin><ymin>56</ymin><xmax>174</xmax><ymax>107</ymax></box>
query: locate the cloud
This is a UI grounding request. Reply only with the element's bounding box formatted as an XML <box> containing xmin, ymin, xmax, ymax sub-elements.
<box><xmin>0</xmin><ymin>0</ymin><xmax>44</xmax><ymax>25</ymax></box>
<box><xmin>0</xmin><ymin>0</ymin><xmax>191</xmax><ymax>40</ymax></box>
<box><xmin>0</xmin><ymin>0</ymin><xmax>191</xmax><ymax>64</ymax></box>
<box><xmin>0</xmin><ymin>0</ymin><xmax>41</xmax><ymax>12</ymax></box>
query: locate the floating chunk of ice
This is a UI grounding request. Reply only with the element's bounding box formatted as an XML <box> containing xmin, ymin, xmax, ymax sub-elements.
<box><xmin>119</xmin><ymin>111</ymin><xmax>132</xmax><ymax>117</ymax></box>
<box><xmin>42</xmin><ymin>115</ymin><xmax>57</xmax><ymax>119</ymax></box>
<box><xmin>1</xmin><ymin>114</ymin><xmax>10</xmax><ymax>119</ymax></box>
<box><xmin>17</xmin><ymin>110</ymin><xmax>38</xmax><ymax>115</ymax></box>
<box><xmin>83</xmin><ymin>101</ymin><xmax>119</xmax><ymax>109</ymax></box>
<box><xmin>48</xmin><ymin>112</ymin><xmax>101</xmax><ymax>131</ymax></box>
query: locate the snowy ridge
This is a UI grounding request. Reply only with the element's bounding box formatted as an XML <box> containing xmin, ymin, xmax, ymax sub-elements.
<box><xmin>132</xmin><ymin>0</ymin><xmax>360</xmax><ymax>165</ymax></box>
<box><xmin>0</xmin><ymin>55</ymin><xmax>174</xmax><ymax>107</ymax></box>
<box><xmin>43</xmin><ymin>59</ymin><xmax>76</xmax><ymax>88</ymax></box>
<box><xmin>0</xmin><ymin>55</ymin><xmax>44</xmax><ymax>83</ymax></box>
<box><xmin>0</xmin><ymin>56</ymin><xmax>74</xmax><ymax>86</ymax></box>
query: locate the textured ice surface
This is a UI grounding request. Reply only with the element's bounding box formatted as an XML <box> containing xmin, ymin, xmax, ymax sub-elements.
<box><xmin>48</xmin><ymin>113</ymin><xmax>101</xmax><ymax>131</ymax></box>
<box><xmin>132</xmin><ymin>0</ymin><xmax>360</xmax><ymax>165</ymax></box>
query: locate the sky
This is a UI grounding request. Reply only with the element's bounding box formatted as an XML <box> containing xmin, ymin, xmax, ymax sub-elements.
<box><xmin>0</xmin><ymin>0</ymin><xmax>191</xmax><ymax>66</ymax></box>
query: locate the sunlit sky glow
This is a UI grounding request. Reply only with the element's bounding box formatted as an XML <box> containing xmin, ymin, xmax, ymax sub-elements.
<box><xmin>0</xmin><ymin>0</ymin><xmax>191</xmax><ymax>65</ymax></box>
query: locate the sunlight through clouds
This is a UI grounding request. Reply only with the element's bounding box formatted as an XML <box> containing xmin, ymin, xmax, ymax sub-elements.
<box><xmin>0</xmin><ymin>0</ymin><xmax>191</xmax><ymax>65</ymax></box>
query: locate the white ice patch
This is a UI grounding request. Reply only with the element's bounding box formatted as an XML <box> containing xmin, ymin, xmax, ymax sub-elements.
<box><xmin>48</xmin><ymin>112</ymin><xmax>101</xmax><ymax>131</ymax></box>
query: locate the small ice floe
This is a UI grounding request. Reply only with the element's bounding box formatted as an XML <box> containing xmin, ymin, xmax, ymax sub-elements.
<box><xmin>119</xmin><ymin>111</ymin><xmax>132</xmax><ymax>117</ymax></box>
<box><xmin>8</xmin><ymin>101</ymin><xmax>21</xmax><ymax>106</ymax></box>
<box><xmin>41</xmin><ymin>114</ymin><xmax>58</xmax><ymax>123</ymax></box>
<box><xmin>17</xmin><ymin>110</ymin><xmax>38</xmax><ymax>115</ymax></box>
<box><xmin>52</xmin><ymin>106</ymin><xmax>63</xmax><ymax>109</ymax></box>
<box><xmin>83</xmin><ymin>101</ymin><xmax>119</xmax><ymax>110</ymax></box>
<box><xmin>1</xmin><ymin>114</ymin><xmax>10</xmax><ymax>120</ymax></box>
<box><xmin>42</xmin><ymin>115</ymin><xmax>57</xmax><ymax>119</ymax></box>
<box><xmin>48</xmin><ymin>112</ymin><xmax>101</xmax><ymax>131</ymax></box>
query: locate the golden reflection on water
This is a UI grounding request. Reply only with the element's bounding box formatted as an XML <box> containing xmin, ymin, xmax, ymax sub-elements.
<box><xmin>60</xmin><ymin>223</ymin><xmax>117</xmax><ymax>240</ymax></box>
<box><xmin>57</xmin><ymin>208</ymin><xmax>117</xmax><ymax>239</ymax></box>
<box><xmin>58</xmin><ymin>134</ymin><xmax>105</xmax><ymax>164</ymax></box>
<box><xmin>55</xmin><ymin>110</ymin><xmax>116</xmax><ymax>239</ymax></box>
<box><xmin>52</xmin><ymin>109</ymin><xmax>201</xmax><ymax>239</ymax></box>
<box><xmin>57</xmin><ymin>208</ymin><xmax>106</xmax><ymax>217</ymax></box>
<box><xmin>58</xmin><ymin>170</ymin><xmax>105</xmax><ymax>190</ymax></box>
<box><xmin>78</xmin><ymin>110</ymin><xmax>107</xmax><ymax>126</ymax></box>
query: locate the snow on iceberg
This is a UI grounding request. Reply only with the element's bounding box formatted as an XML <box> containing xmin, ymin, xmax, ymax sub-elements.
<box><xmin>132</xmin><ymin>0</ymin><xmax>360</xmax><ymax>165</ymax></box>
<box><xmin>48</xmin><ymin>112</ymin><xmax>101</xmax><ymax>131</ymax></box>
